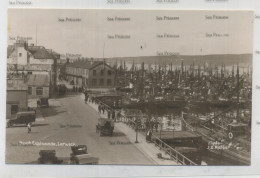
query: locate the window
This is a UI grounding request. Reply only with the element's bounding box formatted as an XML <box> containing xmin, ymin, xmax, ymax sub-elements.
<box><xmin>100</xmin><ymin>79</ymin><xmax>104</xmax><ymax>86</ymax></box>
<box><xmin>92</xmin><ymin>79</ymin><xmax>97</xmax><ymax>86</ymax></box>
<box><xmin>93</xmin><ymin>70</ymin><xmax>96</xmax><ymax>76</ymax></box>
<box><xmin>107</xmin><ymin>79</ymin><xmax>112</xmax><ymax>86</ymax></box>
<box><xmin>19</xmin><ymin>53</ymin><xmax>22</xmax><ymax>57</ymax></box>
<box><xmin>100</xmin><ymin>70</ymin><xmax>104</xmax><ymax>76</ymax></box>
<box><xmin>28</xmin><ymin>87</ymin><xmax>32</xmax><ymax>95</ymax></box>
<box><xmin>108</xmin><ymin>70</ymin><xmax>112</xmax><ymax>76</ymax></box>
<box><xmin>36</xmin><ymin>87</ymin><xmax>43</xmax><ymax>96</ymax></box>
<box><xmin>11</xmin><ymin>105</ymin><xmax>18</xmax><ymax>114</ymax></box>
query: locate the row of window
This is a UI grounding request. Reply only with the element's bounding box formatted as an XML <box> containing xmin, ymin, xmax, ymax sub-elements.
<box><xmin>92</xmin><ymin>69</ymin><xmax>112</xmax><ymax>76</ymax></box>
<box><xmin>67</xmin><ymin>67</ymin><xmax>87</xmax><ymax>76</ymax></box>
<box><xmin>92</xmin><ymin>79</ymin><xmax>112</xmax><ymax>86</ymax></box>
<box><xmin>67</xmin><ymin>67</ymin><xmax>113</xmax><ymax>77</ymax></box>
<box><xmin>28</xmin><ymin>87</ymin><xmax>43</xmax><ymax>96</ymax></box>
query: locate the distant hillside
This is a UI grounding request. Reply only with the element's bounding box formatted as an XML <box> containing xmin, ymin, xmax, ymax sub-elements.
<box><xmin>105</xmin><ymin>54</ymin><xmax>252</xmax><ymax>66</ymax></box>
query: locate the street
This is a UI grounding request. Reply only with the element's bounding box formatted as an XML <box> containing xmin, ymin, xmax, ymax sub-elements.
<box><xmin>6</xmin><ymin>93</ymin><xmax>153</xmax><ymax>164</ymax></box>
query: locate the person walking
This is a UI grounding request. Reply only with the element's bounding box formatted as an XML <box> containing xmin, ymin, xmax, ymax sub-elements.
<box><xmin>108</xmin><ymin>110</ymin><xmax>111</xmax><ymax>119</ymax></box>
<box><xmin>112</xmin><ymin>111</ymin><xmax>115</xmax><ymax>121</ymax></box>
<box><xmin>102</xmin><ymin>105</ymin><xmax>105</xmax><ymax>114</ymax></box>
<box><xmin>145</xmin><ymin>119</ymin><xmax>149</xmax><ymax>131</ymax></box>
<box><xmin>117</xmin><ymin>111</ymin><xmax>121</xmax><ymax>122</ymax></box>
<box><xmin>150</xmin><ymin>119</ymin><xmax>154</xmax><ymax>132</ymax></box>
<box><xmin>27</xmin><ymin>123</ymin><xmax>32</xmax><ymax>133</ymax></box>
<box><xmin>155</xmin><ymin>120</ymin><xmax>159</xmax><ymax>132</ymax></box>
<box><xmin>98</xmin><ymin>105</ymin><xmax>101</xmax><ymax>114</ymax></box>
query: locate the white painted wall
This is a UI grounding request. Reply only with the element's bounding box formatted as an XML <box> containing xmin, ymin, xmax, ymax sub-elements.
<box><xmin>17</xmin><ymin>47</ymin><xmax>28</xmax><ymax>65</ymax></box>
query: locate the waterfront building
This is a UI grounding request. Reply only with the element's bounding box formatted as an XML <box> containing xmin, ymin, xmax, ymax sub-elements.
<box><xmin>66</xmin><ymin>60</ymin><xmax>115</xmax><ymax>89</ymax></box>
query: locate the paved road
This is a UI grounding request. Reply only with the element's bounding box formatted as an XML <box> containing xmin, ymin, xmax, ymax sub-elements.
<box><xmin>6</xmin><ymin>93</ymin><xmax>153</xmax><ymax>165</ymax></box>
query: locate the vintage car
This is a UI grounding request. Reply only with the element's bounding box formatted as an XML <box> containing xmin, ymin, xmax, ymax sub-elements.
<box><xmin>37</xmin><ymin>145</ymin><xmax>99</xmax><ymax>165</ymax></box>
<box><xmin>6</xmin><ymin>111</ymin><xmax>36</xmax><ymax>128</ymax></box>
<box><xmin>96</xmin><ymin>118</ymin><xmax>114</xmax><ymax>136</ymax></box>
<box><xmin>38</xmin><ymin>150</ymin><xmax>63</xmax><ymax>164</ymax></box>
<box><xmin>58</xmin><ymin>84</ymin><xmax>67</xmax><ymax>95</ymax></box>
<box><xmin>71</xmin><ymin>145</ymin><xmax>87</xmax><ymax>155</ymax></box>
<box><xmin>37</xmin><ymin>98</ymin><xmax>49</xmax><ymax>107</ymax></box>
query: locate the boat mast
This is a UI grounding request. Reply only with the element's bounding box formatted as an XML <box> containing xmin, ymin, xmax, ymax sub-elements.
<box><xmin>236</xmin><ymin>64</ymin><xmax>240</xmax><ymax>122</ymax></box>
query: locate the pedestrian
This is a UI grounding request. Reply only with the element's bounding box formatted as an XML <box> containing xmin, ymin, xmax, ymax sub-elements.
<box><xmin>27</xmin><ymin>123</ymin><xmax>31</xmax><ymax>133</ymax></box>
<box><xmin>98</xmin><ymin>105</ymin><xmax>101</xmax><ymax>113</ymax></box>
<box><xmin>150</xmin><ymin>119</ymin><xmax>154</xmax><ymax>131</ymax></box>
<box><xmin>145</xmin><ymin>119</ymin><xmax>149</xmax><ymax>131</ymax></box>
<box><xmin>102</xmin><ymin>105</ymin><xmax>105</xmax><ymax>114</ymax></box>
<box><xmin>112</xmin><ymin>110</ymin><xmax>115</xmax><ymax>120</ymax></box>
<box><xmin>155</xmin><ymin>120</ymin><xmax>159</xmax><ymax>132</ymax></box>
<box><xmin>108</xmin><ymin>110</ymin><xmax>111</xmax><ymax>119</ymax></box>
<box><xmin>37</xmin><ymin>99</ymin><xmax>41</xmax><ymax>107</ymax></box>
<box><xmin>117</xmin><ymin>111</ymin><xmax>121</xmax><ymax>122</ymax></box>
<box><xmin>85</xmin><ymin>95</ymin><xmax>89</xmax><ymax>103</ymax></box>
<box><xmin>146</xmin><ymin>129</ymin><xmax>152</xmax><ymax>142</ymax></box>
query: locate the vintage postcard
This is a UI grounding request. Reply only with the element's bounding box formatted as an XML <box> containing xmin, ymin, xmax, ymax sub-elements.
<box><xmin>6</xmin><ymin>9</ymin><xmax>253</xmax><ymax>165</ymax></box>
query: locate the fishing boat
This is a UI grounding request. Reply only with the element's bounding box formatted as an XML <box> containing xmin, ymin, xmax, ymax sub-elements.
<box><xmin>182</xmin><ymin>110</ymin><xmax>251</xmax><ymax>165</ymax></box>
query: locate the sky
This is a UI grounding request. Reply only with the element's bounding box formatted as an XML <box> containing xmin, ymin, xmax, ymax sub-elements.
<box><xmin>8</xmin><ymin>9</ymin><xmax>254</xmax><ymax>58</ymax></box>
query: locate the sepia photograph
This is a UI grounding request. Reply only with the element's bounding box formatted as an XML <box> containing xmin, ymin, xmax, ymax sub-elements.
<box><xmin>6</xmin><ymin>9</ymin><xmax>253</xmax><ymax>165</ymax></box>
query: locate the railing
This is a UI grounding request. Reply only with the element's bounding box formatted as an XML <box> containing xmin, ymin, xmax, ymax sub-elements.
<box><xmin>151</xmin><ymin>134</ymin><xmax>197</xmax><ymax>165</ymax></box>
<box><xmin>91</xmin><ymin>98</ymin><xmax>197</xmax><ymax>165</ymax></box>
<box><xmin>121</xmin><ymin>114</ymin><xmax>197</xmax><ymax>165</ymax></box>
<box><xmin>181</xmin><ymin>117</ymin><xmax>195</xmax><ymax>132</ymax></box>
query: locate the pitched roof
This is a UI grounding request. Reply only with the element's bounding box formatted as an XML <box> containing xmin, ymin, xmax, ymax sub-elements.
<box><xmin>27</xmin><ymin>74</ymin><xmax>50</xmax><ymax>87</ymax></box>
<box><xmin>27</xmin><ymin>46</ymin><xmax>54</xmax><ymax>59</ymax></box>
<box><xmin>7</xmin><ymin>44</ymin><xmax>59</xmax><ymax>60</ymax></box>
<box><xmin>7</xmin><ymin>45</ymin><xmax>16</xmax><ymax>58</ymax></box>
<box><xmin>67</xmin><ymin>60</ymin><xmax>92</xmax><ymax>69</ymax></box>
<box><xmin>67</xmin><ymin>60</ymin><xmax>113</xmax><ymax>70</ymax></box>
<box><xmin>89</xmin><ymin>61</ymin><xmax>113</xmax><ymax>70</ymax></box>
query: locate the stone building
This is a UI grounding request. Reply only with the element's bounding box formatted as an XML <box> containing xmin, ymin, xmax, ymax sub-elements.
<box><xmin>66</xmin><ymin>60</ymin><xmax>115</xmax><ymax>89</ymax></box>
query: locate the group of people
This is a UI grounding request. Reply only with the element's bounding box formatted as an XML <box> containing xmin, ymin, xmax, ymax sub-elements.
<box><xmin>145</xmin><ymin>119</ymin><xmax>160</xmax><ymax>132</ymax></box>
<box><xmin>126</xmin><ymin>117</ymin><xmax>160</xmax><ymax>132</ymax></box>
<box><xmin>98</xmin><ymin>103</ymin><xmax>106</xmax><ymax>114</ymax></box>
<box><xmin>84</xmin><ymin>90</ymin><xmax>122</xmax><ymax>122</ymax></box>
<box><xmin>98</xmin><ymin>103</ymin><xmax>122</xmax><ymax>121</ymax></box>
<box><xmin>72</xmin><ymin>86</ymin><xmax>83</xmax><ymax>92</ymax></box>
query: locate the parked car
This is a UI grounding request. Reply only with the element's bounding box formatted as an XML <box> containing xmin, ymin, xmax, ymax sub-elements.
<box><xmin>37</xmin><ymin>97</ymin><xmax>49</xmax><ymax>107</ymax></box>
<box><xmin>58</xmin><ymin>84</ymin><xmax>67</xmax><ymax>95</ymax></box>
<box><xmin>7</xmin><ymin>111</ymin><xmax>36</xmax><ymax>128</ymax></box>
<box><xmin>96</xmin><ymin>118</ymin><xmax>114</xmax><ymax>136</ymax></box>
<box><xmin>38</xmin><ymin>150</ymin><xmax>62</xmax><ymax>164</ymax></box>
<box><xmin>36</xmin><ymin>145</ymin><xmax>99</xmax><ymax>164</ymax></box>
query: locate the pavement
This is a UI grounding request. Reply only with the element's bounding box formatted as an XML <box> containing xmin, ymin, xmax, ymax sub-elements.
<box><xmin>85</xmin><ymin>94</ymin><xmax>179</xmax><ymax>165</ymax></box>
<box><xmin>6</xmin><ymin>93</ymin><xmax>154</xmax><ymax>164</ymax></box>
